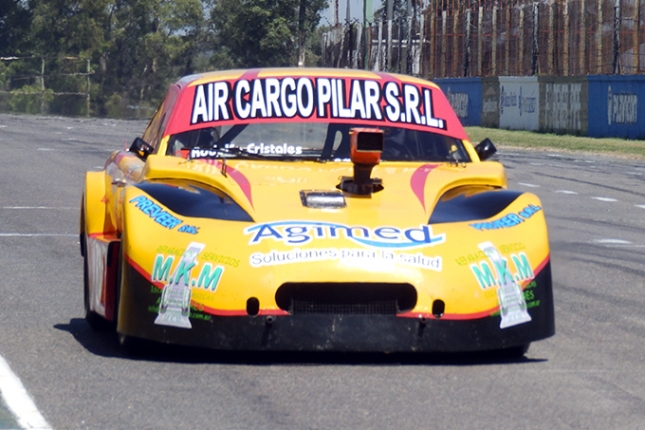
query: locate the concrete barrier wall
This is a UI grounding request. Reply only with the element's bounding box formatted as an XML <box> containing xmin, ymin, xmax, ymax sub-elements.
<box><xmin>432</xmin><ymin>75</ymin><xmax>645</xmax><ymax>139</ymax></box>
<box><xmin>538</xmin><ymin>77</ymin><xmax>588</xmax><ymax>136</ymax></box>
<box><xmin>432</xmin><ymin>78</ymin><xmax>482</xmax><ymax>126</ymax></box>
<box><xmin>481</xmin><ymin>77</ymin><xmax>500</xmax><ymax>129</ymax></box>
<box><xmin>498</xmin><ymin>77</ymin><xmax>539</xmax><ymax>131</ymax></box>
<box><xmin>587</xmin><ymin>75</ymin><xmax>645</xmax><ymax>139</ymax></box>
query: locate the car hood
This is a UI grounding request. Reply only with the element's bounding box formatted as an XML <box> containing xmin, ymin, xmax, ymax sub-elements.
<box><xmin>140</xmin><ymin>154</ymin><xmax>508</xmax><ymax>225</ymax></box>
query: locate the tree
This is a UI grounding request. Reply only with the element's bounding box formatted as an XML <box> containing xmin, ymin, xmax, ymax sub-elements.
<box><xmin>0</xmin><ymin>0</ymin><xmax>32</xmax><ymax>55</ymax></box>
<box><xmin>0</xmin><ymin>0</ymin><xmax>327</xmax><ymax>117</ymax></box>
<box><xmin>210</xmin><ymin>0</ymin><xmax>328</xmax><ymax>68</ymax></box>
<box><xmin>107</xmin><ymin>0</ymin><xmax>207</xmax><ymax>112</ymax></box>
<box><xmin>374</xmin><ymin>0</ymin><xmax>408</xmax><ymax>23</ymax></box>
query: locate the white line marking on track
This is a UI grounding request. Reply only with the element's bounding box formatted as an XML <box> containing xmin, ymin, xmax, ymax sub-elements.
<box><xmin>0</xmin><ymin>355</ymin><xmax>51</xmax><ymax>429</ymax></box>
<box><xmin>635</xmin><ymin>205</ymin><xmax>645</xmax><ymax>209</ymax></box>
<box><xmin>593</xmin><ymin>239</ymin><xmax>632</xmax><ymax>244</ymax></box>
<box><xmin>555</xmin><ymin>190</ymin><xmax>578</xmax><ymax>194</ymax></box>
<box><xmin>0</xmin><ymin>233</ymin><xmax>76</xmax><ymax>237</ymax></box>
<box><xmin>1</xmin><ymin>207</ymin><xmax>75</xmax><ymax>210</ymax></box>
<box><xmin>592</xmin><ymin>197</ymin><xmax>618</xmax><ymax>202</ymax></box>
<box><xmin>593</xmin><ymin>243</ymin><xmax>645</xmax><ymax>248</ymax></box>
<box><xmin>518</xmin><ymin>182</ymin><xmax>540</xmax><ymax>188</ymax></box>
<box><xmin>36</xmin><ymin>148</ymin><xmax>111</xmax><ymax>153</ymax></box>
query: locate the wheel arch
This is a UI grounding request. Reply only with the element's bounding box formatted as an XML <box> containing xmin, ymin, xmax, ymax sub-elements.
<box><xmin>82</xmin><ymin>170</ymin><xmax>121</xmax><ymax>322</ymax></box>
<box><xmin>83</xmin><ymin>170</ymin><xmax>115</xmax><ymax>237</ymax></box>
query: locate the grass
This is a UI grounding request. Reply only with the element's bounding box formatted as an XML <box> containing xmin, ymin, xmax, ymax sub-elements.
<box><xmin>465</xmin><ymin>126</ymin><xmax>645</xmax><ymax>160</ymax></box>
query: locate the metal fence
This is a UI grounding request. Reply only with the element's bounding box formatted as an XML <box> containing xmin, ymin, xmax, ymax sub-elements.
<box><xmin>322</xmin><ymin>0</ymin><xmax>645</xmax><ymax>79</ymax></box>
<box><xmin>0</xmin><ymin>56</ymin><xmax>91</xmax><ymax>116</ymax></box>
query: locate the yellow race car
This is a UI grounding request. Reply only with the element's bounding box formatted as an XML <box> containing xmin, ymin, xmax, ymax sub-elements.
<box><xmin>81</xmin><ymin>68</ymin><xmax>554</xmax><ymax>356</ymax></box>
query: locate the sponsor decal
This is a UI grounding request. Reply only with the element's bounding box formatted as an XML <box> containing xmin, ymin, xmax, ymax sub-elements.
<box><xmin>190</xmin><ymin>77</ymin><xmax>447</xmax><ymax>131</ymax></box>
<box><xmin>499</xmin><ymin>86</ymin><xmax>517</xmax><ymax>115</ymax></box>
<box><xmin>148</xmin><ymin>286</ymin><xmax>212</xmax><ymax>321</ymax></box>
<box><xmin>244</xmin><ymin>220</ymin><xmax>446</xmax><ymax>249</ymax></box>
<box><xmin>153</xmin><ymin>242</ymin><xmax>225</xmax><ymax>328</ymax></box>
<box><xmin>189</xmin><ymin>147</ymin><xmax>232</xmax><ymax>159</ymax></box>
<box><xmin>455</xmin><ymin>242</ymin><xmax>526</xmax><ymax>266</ymax></box>
<box><xmin>249</xmin><ymin>247</ymin><xmax>442</xmax><ymax>271</ymax></box>
<box><xmin>500</xmin><ymin>85</ymin><xmax>537</xmax><ymax>117</ymax></box>
<box><xmin>518</xmin><ymin>86</ymin><xmax>537</xmax><ymax>117</ymax></box>
<box><xmin>607</xmin><ymin>86</ymin><xmax>638</xmax><ymax>125</ymax></box>
<box><xmin>446</xmin><ymin>88</ymin><xmax>469</xmax><ymax>118</ymax></box>
<box><xmin>156</xmin><ymin>245</ymin><xmax>240</xmax><ymax>267</ymax></box>
<box><xmin>544</xmin><ymin>82</ymin><xmax>582</xmax><ymax>130</ymax></box>
<box><xmin>189</xmin><ymin>143</ymin><xmax>303</xmax><ymax>158</ymax></box>
<box><xmin>129</xmin><ymin>195</ymin><xmax>183</xmax><ymax>229</ymax></box>
<box><xmin>246</xmin><ymin>143</ymin><xmax>303</xmax><ymax>155</ymax></box>
<box><xmin>178</xmin><ymin>225</ymin><xmax>199</xmax><ymax>235</ymax></box>
<box><xmin>470</xmin><ymin>242</ymin><xmax>532</xmax><ymax>329</ymax></box>
<box><xmin>482</xmin><ymin>98</ymin><xmax>498</xmax><ymax>114</ymax></box>
<box><xmin>469</xmin><ymin>204</ymin><xmax>541</xmax><ymax>231</ymax></box>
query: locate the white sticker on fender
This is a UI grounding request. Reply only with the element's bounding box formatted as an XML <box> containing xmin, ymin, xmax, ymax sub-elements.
<box><xmin>478</xmin><ymin>241</ymin><xmax>532</xmax><ymax>329</ymax></box>
<box><xmin>155</xmin><ymin>242</ymin><xmax>206</xmax><ymax>329</ymax></box>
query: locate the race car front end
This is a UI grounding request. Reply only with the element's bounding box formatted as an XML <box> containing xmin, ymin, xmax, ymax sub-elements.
<box><xmin>114</xmin><ymin>158</ymin><xmax>554</xmax><ymax>354</ymax></box>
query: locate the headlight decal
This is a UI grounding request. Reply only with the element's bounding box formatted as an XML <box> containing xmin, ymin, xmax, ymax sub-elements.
<box><xmin>429</xmin><ymin>189</ymin><xmax>523</xmax><ymax>224</ymax></box>
<box><xmin>469</xmin><ymin>204</ymin><xmax>542</xmax><ymax>231</ymax></box>
<box><xmin>129</xmin><ymin>195</ymin><xmax>183</xmax><ymax>229</ymax></box>
<box><xmin>134</xmin><ymin>182</ymin><xmax>253</xmax><ymax>222</ymax></box>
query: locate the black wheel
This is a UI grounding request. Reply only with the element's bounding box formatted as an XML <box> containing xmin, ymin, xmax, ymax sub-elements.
<box><xmin>83</xmin><ymin>235</ymin><xmax>114</xmax><ymax>331</ymax></box>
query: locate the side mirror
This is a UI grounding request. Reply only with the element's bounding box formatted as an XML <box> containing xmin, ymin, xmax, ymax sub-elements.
<box><xmin>129</xmin><ymin>137</ymin><xmax>154</xmax><ymax>160</ymax></box>
<box><xmin>474</xmin><ymin>138</ymin><xmax>497</xmax><ymax>161</ymax></box>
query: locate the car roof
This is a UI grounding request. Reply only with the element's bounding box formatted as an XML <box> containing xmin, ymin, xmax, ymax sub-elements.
<box><xmin>175</xmin><ymin>68</ymin><xmax>442</xmax><ymax>91</ymax></box>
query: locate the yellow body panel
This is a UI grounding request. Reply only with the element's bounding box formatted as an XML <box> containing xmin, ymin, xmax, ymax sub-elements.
<box><xmin>116</xmin><ymin>156</ymin><xmax>547</xmax><ymax>318</ymax></box>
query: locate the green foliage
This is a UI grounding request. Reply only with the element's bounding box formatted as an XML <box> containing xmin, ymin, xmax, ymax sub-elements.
<box><xmin>0</xmin><ymin>61</ymin><xmax>9</xmax><ymax>90</ymax></box>
<box><xmin>210</xmin><ymin>0</ymin><xmax>328</xmax><ymax>68</ymax></box>
<box><xmin>375</xmin><ymin>0</ymin><xmax>408</xmax><ymax>23</ymax></box>
<box><xmin>0</xmin><ymin>0</ymin><xmax>328</xmax><ymax>117</ymax></box>
<box><xmin>0</xmin><ymin>0</ymin><xmax>32</xmax><ymax>55</ymax></box>
<box><xmin>9</xmin><ymin>84</ymin><xmax>54</xmax><ymax>114</ymax></box>
<box><xmin>105</xmin><ymin>93</ymin><xmax>124</xmax><ymax>118</ymax></box>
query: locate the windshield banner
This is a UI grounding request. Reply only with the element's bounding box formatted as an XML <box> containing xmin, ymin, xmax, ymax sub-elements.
<box><xmin>166</xmin><ymin>72</ymin><xmax>466</xmax><ymax>139</ymax></box>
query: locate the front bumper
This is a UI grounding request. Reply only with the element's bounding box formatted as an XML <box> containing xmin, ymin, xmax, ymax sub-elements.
<box><xmin>117</xmin><ymin>262</ymin><xmax>555</xmax><ymax>353</ymax></box>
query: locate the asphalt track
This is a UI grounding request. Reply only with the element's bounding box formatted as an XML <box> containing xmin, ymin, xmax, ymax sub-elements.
<box><xmin>0</xmin><ymin>113</ymin><xmax>644</xmax><ymax>429</ymax></box>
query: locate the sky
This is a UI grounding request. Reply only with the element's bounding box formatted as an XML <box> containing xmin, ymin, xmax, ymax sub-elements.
<box><xmin>320</xmin><ymin>0</ymin><xmax>381</xmax><ymax>26</ymax></box>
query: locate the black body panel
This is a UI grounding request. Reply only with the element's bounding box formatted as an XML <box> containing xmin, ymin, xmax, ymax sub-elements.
<box><xmin>117</xmin><ymin>260</ymin><xmax>555</xmax><ymax>353</ymax></box>
<box><xmin>134</xmin><ymin>182</ymin><xmax>253</xmax><ymax>221</ymax></box>
<box><xmin>429</xmin><ymin>189</ymin><xmax>523</xmax><ymax>224</ymax></box>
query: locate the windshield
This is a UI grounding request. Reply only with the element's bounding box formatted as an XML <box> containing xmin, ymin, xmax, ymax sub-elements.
<box><xmin>167</xmin><ymin>122</ymin><xmax>470</xmax><ymax>162</ymax></box>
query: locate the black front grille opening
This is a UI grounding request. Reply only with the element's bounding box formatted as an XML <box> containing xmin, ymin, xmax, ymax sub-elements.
<box><xmin>432</xmin><ymin>299</ymin><xmax>445</xmax><ymax>318</ymax></box>
<box><xmin>276</xmin><ymin>283</ymin><xmax>417</xmax><ymax>315</ymax></box>
<box><xmin>246</xmin><ymin>297</ymin><xmax>260</xmax><ymax>316</ymax></box>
